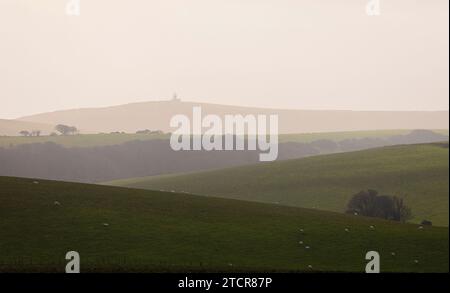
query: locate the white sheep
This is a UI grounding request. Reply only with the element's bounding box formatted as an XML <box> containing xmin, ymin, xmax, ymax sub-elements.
<box><xmin>418</xmin><ymin>226</ymin><xmax>424</xmax><ymax>230</ymax></box>
<box><xmin>344</xmin><ymin>228</ymin><xmax>350</xmax><ymax>232</ymax></box>
<box><xmin>414</xmin><ymin>259</ymin><xmax>419</xmax><ymax>264</ymax></box>
<box><xmin>391</xmin><ymin>252</ymin><xmax>396</xmax><ymax>256</ymax></box>
<box><xmin>298</xmin><ymin>241</ymin><xmax>303</xmax><ymax>245</ymax></box>
<box><xmin>305</xmin><ymin>246</ymin><xmax>310</xmax><ymax>249</ymax></box>
<box><xmin>33</xmin><ymin>181</ymin><xmax>39</xmax><ymax>184</ymax></box>
<box><xmin>299</xmin><ymin>229</ymin><xmax>304</xmax><ymax>233</ymax></box>
<box><xmin>53</xmin><ymin>201</ymin><xmax>61</xmax><ymax>206</ymax></box>
<box><xmin>369</xmin><ymin>225</ymin><xmax>375</xmax><ymax>230</ymax></box>
<box><xmin>307</xmin><ymin>265</ymin><xmax>313</xmax><ymax>269</ymax></box>
<box><xmin>103</xmin><ymin>223</ymin><xmax>110</xmax><ymax>227</ymax></box>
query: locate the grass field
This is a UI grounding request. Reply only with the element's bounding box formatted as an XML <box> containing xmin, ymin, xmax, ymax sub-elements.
<box><xmin>108</xmin><ymin>143</ymin><xmax>449</xmax><ymax>227</ymax></box>
<box><xmin>0</xmin><ymin>176</ymin><xmax>448</xmax><ymax>272</ymax></box>
<box><xmin>1</xmin><ymin>129</ymin><xmax>447</xmax><ymax>148</ymax></box>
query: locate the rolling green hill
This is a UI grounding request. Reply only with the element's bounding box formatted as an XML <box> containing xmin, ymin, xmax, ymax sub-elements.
<box><xmin>108</xmin><ymin>143</ymin><xmax>449</xmax><ymax>227</ymax></box>
<box><xmin>0</xmin><ymin>176</ymin><xmax>448</xmax><ymax>272</ymax></box>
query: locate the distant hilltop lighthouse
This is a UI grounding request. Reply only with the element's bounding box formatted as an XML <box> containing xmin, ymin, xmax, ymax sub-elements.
<box><xmin>171</xmin><ymin>93</ymin><xmax>181</xmax><ymax>102</ymax></box>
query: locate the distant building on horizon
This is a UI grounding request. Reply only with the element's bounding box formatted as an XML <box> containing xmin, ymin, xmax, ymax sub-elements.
<box><xmin>171</xmin><ymin>93</ymin><xmax>181</xmax><ymax>102</ymax></box>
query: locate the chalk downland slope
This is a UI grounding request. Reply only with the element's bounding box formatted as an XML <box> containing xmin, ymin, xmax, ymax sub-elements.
<box><xmin>18</xmin><ymin>100</ymin><xmax>449</xmax><ymax>134</ymax></box>
<box><xmin>108</xmin><ymin>143</ymin><xmax>450</xmax><ymax>226</ymax></box>
<box><xmin>0</xmin><ymin>176</ymin><xmax>448</xmax><ymax>272</ymax></box>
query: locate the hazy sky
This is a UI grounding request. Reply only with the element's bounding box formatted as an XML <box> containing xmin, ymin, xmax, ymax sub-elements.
<box><xmin>0</xmin><ymin>0</ymin><xmax>448</xmax><ymax>118</ymax></box>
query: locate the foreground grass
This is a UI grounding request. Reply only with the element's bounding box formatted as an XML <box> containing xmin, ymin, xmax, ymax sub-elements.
<box><xmin>0</xmin><ymin>176</ymin><xmax>448</xmax><ymax>273</ymax></box>
<box><xmin>108</xmin><ymin>143</ymin><xmax>449</xmax><ymax>226</ymax></box>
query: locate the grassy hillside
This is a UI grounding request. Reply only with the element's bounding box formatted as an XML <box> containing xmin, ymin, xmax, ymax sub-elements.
<box><xmin>17</xmin><ymin>100</ymin><xmax>449</xmax><ymax>134</ymax></box>
<box><xmin>0</xmin><ymin>176</ymin><xmax>447</xmax><ymax>272</ymax></box>
<box><xmin>108</xmin><ymin>143</ymin><xmax>449</xmax><ymax>227</ymax></box>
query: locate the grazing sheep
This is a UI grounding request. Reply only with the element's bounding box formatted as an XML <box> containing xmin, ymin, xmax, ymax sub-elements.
<box><xmin>414</xmin><ymin>259</ymin><xmax>419</xmax><ymax>264</ymax></box>
<box><xmin>53</xmin><ymin>201</ymin><xmax>61</xmax><ymax>206</ymax></box>
<box><xmin>305</xmin><ymin>246</ymin><xmax>310</xmax><ymax>249</ymax></box>
<box><xmin>33</xmin><ymin>181</ymin><xmax>39</xmax><ymax>184</ymax></box>
<box><xmin>391</xmin><ymin>252</ymin><xmax>396</xmax><ymax>257</ymax></box>
<box><xmin>103</xmin><ymin>223</ymin><xmax>109</xmax><ymax>227</ymax></box>
<box><xmin>344</xmin><ymin>228</ymin><xmax>350</xmax><ymax>232</ymax></box>
<box><xmin>369</xmin><ymin>225</ymin><xmax>375</xmax><ymax>230</ymax></box>
<box><xmin>298</xmin><ymin>241</ymin><xmax>303</xmax><ymax>245</ymax></box>
<box><xmin>354</xmin><ymin>212</ymin><xmax>358</xmax><ymax>216</ymax></box>
<box><xmin>307</xmin><ymin>265</ymin><xmax>313</xmax><ymax>269</ymax></box>
<box><xmin>299</xmin><ymin>229</ymin><xmax>304</xmax><ymax>233</ymax></box>
<box><xmin>418</xmin><ymin>226</ymin><xmax>424</xmax><ymax>230</ymax></box>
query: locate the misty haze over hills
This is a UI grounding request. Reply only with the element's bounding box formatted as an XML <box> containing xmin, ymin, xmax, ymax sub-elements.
<box><xmin>15</xmin><ymin>100</ymin><xmax>449</xmax><ymax>135</ymax></box>
<box><xmin>1</xmin><ymin>1</ymin><xmax>448</xmax><ymax>119</ymax></box>
<box><xmin>0</xmin><ymin>0</ymin><xmax>448</xmax><ymax>275</ymax></box>
<box><xmin>0</xmin><ymin>130</ymin><xmax>447</xmax><ymax>183</ymax></box>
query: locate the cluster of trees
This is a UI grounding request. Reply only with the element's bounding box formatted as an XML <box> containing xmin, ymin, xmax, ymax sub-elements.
<box><xmin>1</xmin><ymin>130</ymin><xmax>447</xmax><ymax>183</ymax></box>
<box><xmin>346</xmin><ymin>189</ymin><xmax>412</xmax><ymax>222</ymax></box>
<box><xmin>19</xmin><ymin>130</ymin><xmax>41</xmax><ymax>137</ymax></box>
<box><xmin>0</xmin><ymin>140</ymin><xmax>259</xmax><ymax>182</ymax></box>
<box><xmin>19</xmin><ymin>124</ymin><xmax>79</xmax><ymax>137</ymax></box>
<box><xmin>55</xmin><ymin>124</ymin><xmax>78</xmax><ymax>135</ymax></box>
<box><xmin>0</xmin><ymin>138</ymin><xmax>394</xmax><ymax>182</ymax></box>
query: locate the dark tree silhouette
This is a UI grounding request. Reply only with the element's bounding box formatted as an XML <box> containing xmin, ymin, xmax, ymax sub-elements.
<box><xmin>346</xmin><ymin>190</ymin><xmax>412</xmax><ymax>222</ymax></box>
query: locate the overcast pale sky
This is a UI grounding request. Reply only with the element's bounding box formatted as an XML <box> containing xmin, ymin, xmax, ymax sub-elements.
<box><xmin>0</xmin><ymin>0</ymin><xmax>448</xmax><ymax>118</ymax></box>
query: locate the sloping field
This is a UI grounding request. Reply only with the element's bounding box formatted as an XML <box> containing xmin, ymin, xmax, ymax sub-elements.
<box><xmin>108</xmin><ymin>143</ymin><xmax>449</xmax><ymax>226</ymax></box>
<box><xmin>0</xmin><ymin>176</ymin><xmax>448</xmax><ymax>272</ymax></box>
